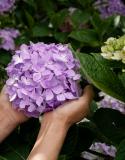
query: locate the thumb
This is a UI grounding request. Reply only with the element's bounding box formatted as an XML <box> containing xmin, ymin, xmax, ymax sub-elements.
<box><xmin>79</xmin><ymin>85</ymin><xmax>94</xmax><ymax>105</ymax></box>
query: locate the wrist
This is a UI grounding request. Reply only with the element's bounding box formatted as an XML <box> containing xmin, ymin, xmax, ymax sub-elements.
<box><xmin>0</xmin><ymin>105</ymin><xmax>18</xmax><ymax>142</ymax></box>
<box><xmin>0</xmin><ymin>99</ymin><xmax>19</xmax><ymax>126</ymax></box>
<box><xmin>28</xmin><ymin>113</ymin><xmax>69</xmax><ymax>160</ymax></box>
<box><xmin>42</xmin><ymin>112</ymin><xmax>71</xmax><ymax>131</ymax></box>
<box><xmin>0</xmin><ymin>94</ymin><xmax>28</xmax><ymax>125</ymax></box>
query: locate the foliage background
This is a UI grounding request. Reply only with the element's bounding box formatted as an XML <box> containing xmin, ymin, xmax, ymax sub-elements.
<box><xmin>1</xmin><ymin>0</ymin><xmax>125</xmax><ymax>159</ymax></box>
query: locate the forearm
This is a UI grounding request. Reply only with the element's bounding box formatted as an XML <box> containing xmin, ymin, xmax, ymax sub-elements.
<box><xmin>0</xmin><ymin>87</ymin><xmax>28</xmax><ymax>143</ymax></box>
<box><xmin>0</xmin><ymin>106</ymin><xmax>18</xmax><ymax>142</ymax></box>
<box><xmin>28</xmin><ymin>117</ymin><xmax>69</xmax><ymax>160</ymax></box>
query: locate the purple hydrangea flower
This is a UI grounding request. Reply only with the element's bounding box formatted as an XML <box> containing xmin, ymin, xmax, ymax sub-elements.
<box><xmin>94</xmin><ymin>0</ymin><xmax>125</xmax><ymax>18</ymax></box>
<box><xmin>0</xmin><ymin>28</ymin><xmax>20</xmax><ymax>51</ymax></box>
<box><xmin>0</xmin><ymin>0</ymin><xmax>15</xmax><ymax>14</ymax></box>
<box><xmin>82</xmin><ymin>142</ymin><xmax>116</xmax><ymax>159</ymax></box>
<box><xmin>6</xmin><ymin>43</ymin><xmax>81</xmax><ymax>117</ymax></box>
<box><xmin>99</xmin><ymin>92</ymin><xmax>125</xmax><ymax>114</ymax></box>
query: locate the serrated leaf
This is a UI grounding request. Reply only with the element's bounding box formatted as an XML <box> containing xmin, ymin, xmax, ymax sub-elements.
<box><xmin>93</xmin><ymin>53</ymin><xmax>125</xmax><ymax>69</ymax></box>
<box><xmin>75</xmin><ymin>52</ymin><xmax>125</xmax><ymax>102</ymax></box>
<box><xmin>115</xmin><ymin>139</ymin><xmax>125</xmax><ymax>160</ymax></box>
<box><xmin>69</xmin><ymin>29</ymin><xmax>99</xmax><ymax>46</ymax></box>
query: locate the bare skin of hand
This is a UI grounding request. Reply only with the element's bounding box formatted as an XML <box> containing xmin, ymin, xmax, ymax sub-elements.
<box><xmin>0</xmin><ymin>87</ymin><xmax>28</xmax><ymax>142</ymax></box>
<box><xmin>28</xmin><ymin>85</ymin><xmax>94</xmax><ymax>160</ymax></box>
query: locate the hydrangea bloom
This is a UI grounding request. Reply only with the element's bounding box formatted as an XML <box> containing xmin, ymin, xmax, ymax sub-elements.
<box><xmin>94</xmin><ymin>0</ymin><xmax>125</xmax><ymax>18</ymax></box>
<box><xmin>99</xmin><ymin>92</ymin><xmax>125</xmax><ymax>114</ymax></box>
<box><xmin>82</xmin><ymin>142</ymin><xmax>116</xmax><ymax>159</ymax></box>
<box><xmin>0</xmin><ymin>0</ymin><xmax>15</xmax><ymax>14</ymax></box>
<box><xmin>0</xmin><ymin>28</ymin><xmax>20</xmax><ymax>51</ymax></box>
<box><xmin>6</xmin><ymin>43</ymin><xmax>81</xmax><ymax>117</ymax></box>
<box><xmin>101</xmin><ymin>36</ymin><xmax>125</xmax><ymax>64</ymax></box>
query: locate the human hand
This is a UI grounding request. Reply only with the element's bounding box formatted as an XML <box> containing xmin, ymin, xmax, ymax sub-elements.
<box><xmin>0</xmin><ymin>86</ymin><xmax>29</xmax><ymax>142</ymax></box>
<box><xmin>42</xmin><ymin>85</ymin><xmax>94</xmax><ymax>128</ymax></box>
<box><xmin>28</xmin><ymin>85</ymin><xmax>94</xmax><ymax>160</ymax></box>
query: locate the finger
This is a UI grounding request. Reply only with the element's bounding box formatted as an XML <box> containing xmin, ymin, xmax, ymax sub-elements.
<box><xmin>0</xmin><ymin>85</ymin><xmax>6</xmax><ymax>94</ymax></box>
<box><xmin>79</xmin><ymin>85</ymin><xmax>94</xmax><ymax>105</ymax></box>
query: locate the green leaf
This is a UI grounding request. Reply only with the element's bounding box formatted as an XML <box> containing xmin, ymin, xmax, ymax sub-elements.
<box><xmin>0</xmin><ymin>119</ymin><xmax>40</xmax><ymax>160</ymax></box>
<box><xmin>93</xmin><ymin>108</ymin><xmax>125</xmax><ymax>145</ymax></box>
<box><xmin>77</xmin><ymin>0</ymin><xmax>93</xmax><ymax>8</ymax></box>
<box><xmin>41</xmin><ymin>0</ymin><xmax>55</xmax><ymax>17</ymax></box>
<box><xmin>115</xmin><ymin>139</ymin><xmax>125</xmax><ymax>160</ymax></box>
<box><xmin>89</xmin><ymin>100</ymin><xmax>98</xmax><ymax>117</ymax></box>
<box><xmin>91</xmin><ymin>13</ymin><xmax>114</xmax><ymax>38</ymax></box>
<box><xmin>75</xmin><ymin>52</ymin><xmax>125</xmax><ymax>102</ymax></box>
<box><xmin>69</xmin><ymin>29</ymin><xmax>99</xmax><ymax>46</ymax></box>
<box><xmin>23</xmin><ymin>0</ymin><xmax>36</xmax><ymax>8</ymax></box>
<box><xmin>0</xmin><ymin>51</ymin><xmax>11</xmax><ymax>65</ymax></box>
<box><xmin>93</xmin><ymin>53</ymin><xmax>125</xmax><ymax>69</ymax></box>
<box><xmin>61</xmin><ymin>122</ymin><xmax>96</xmax><ymax>158</ymax></box>
<box><xmin>51</xmin><ymin>9</ymin><xmax>69</xmax><ymax>28</ymax></box>
<box><xmin>0</xmin><ymin>156</ymin><xmax>8</xmax><ymax>160</ymax></box>
<box><xmin>78</xmin><ymin>121</ymin><xmax>111</xmax><ymax>144</ymax></box>
<box><xmin>58</xmin><ymin>155</ymin><xmax>69</xmax><ymax>160</ymax></box>
<box><xmin>15</xmin><ymin>35</ymin><xmax>30</xmax><ymax>45</ymax></box>
<box><xmin>118</xmin><ymin>72</ymin><xmax>125</xmax><ymax>89</ymax></box>
<box><xmin>25</xmin><ymin>11</ymin><xmax>34</xmax><ymax>28</ymax></box>
<box><xmin>0</xmin><ymin>138</ymin><xmax>30</xmax><ymax>160</ymax></box>
<box><xmin>54</xmin><ymin>32</ymin><xmax>68</xmax><ymax>43</ymax></box>
<box><xmin>71</xmin><ymin>9</ymin><xmax>90</xmax><ymax>28</ymax></box>
<box><xmin>61</xmin><ymin>125</ymin><xmax>78</xmax><ymax>156</ymax></box>
<box><xmin>74</xmin><ymin>123</ymin><xmax>96</xmax><ymax>155</ymax></box>
<box><xmin>32</xmin><ymin>25</ymin><xmax>51</xmax><ymax>37</ymax></box>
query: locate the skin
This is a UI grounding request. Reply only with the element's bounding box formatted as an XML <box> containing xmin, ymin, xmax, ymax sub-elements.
<box><xmin>0</xmin><ymin>86</ymin><xmax>28</xmax><ymax>142</ymax></box>
<box><xmin>0</xmin><ymin>85</ymin><xmax>94</xmax><ymax>160</ymax></box>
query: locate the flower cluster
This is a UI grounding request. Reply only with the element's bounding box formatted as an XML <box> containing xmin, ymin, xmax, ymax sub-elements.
<box><xmin>82</xmin><ymin>142</ymin><xmax>116</xmax><ymax>159</ymax></box>
<box><xmin>94</xmin><ymin>0</ymin><xmax>125</xmax><ymax>18</ymax></box>
<box><xmin>101</xmin><ymin>36</ymin><xmax>125</xmax><ymax>63</ymax></box>
<box><xmin>0</xmin><ymin>28</ymin><xmax>20</xmax><ymax>51</ymax></box>
<box><xmin>6</xmin><ymin>43</ymin><xmax>81</xmax><ymax>117</ymax></box>
<box><xmin>99</xmin><ymin>92</ymin><xmax>125</xmax><ymax>114</ymax></box>
<box><xmin>0</xmin><ymin>0</ymin><xmax>15</xmax><ymax>14</ymax></box>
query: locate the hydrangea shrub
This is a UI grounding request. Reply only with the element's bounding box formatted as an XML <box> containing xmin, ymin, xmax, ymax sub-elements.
<box><xmin>0</xmin><ymin>0</ymin><xmax>15</xmax><ymax>14</ymax></box>
<box><xmin>0</xmin><ymin>28</ymin><xmax>20</xmax><ymax>51</ymax></box>
<box><xmin>82</xmin><ymin>142</ymin><xmax>116</xmax><ymax>159</ymax></box>
<box><xmin>6</xmin><ymin>43</ymin><xmax>81</xmax><ymax>117</ymax></box>
<box><xmin>94</xmin><ymin>0</ymin><xmax>125</xmax><ymax>18</ymax></box>
<box><xmin>99</xmin><ymin>92</ymin><xmax>125</xmax><ymax>114</ymax></box>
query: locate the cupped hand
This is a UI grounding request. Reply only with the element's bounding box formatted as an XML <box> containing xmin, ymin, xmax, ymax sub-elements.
<box><xmin>27</xmin><ymin>85</ymin><xmax>94</xmax><ymax>160</ymax></box>
<box><xmin>0</xmin><ymin>86</ymin><xmax>29</xmax><ymax>125</ymax></box>
<box><xmin>42</xmin><ymin>85</ymin><xmax>94</xmax><ymax>127</ymax></box>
